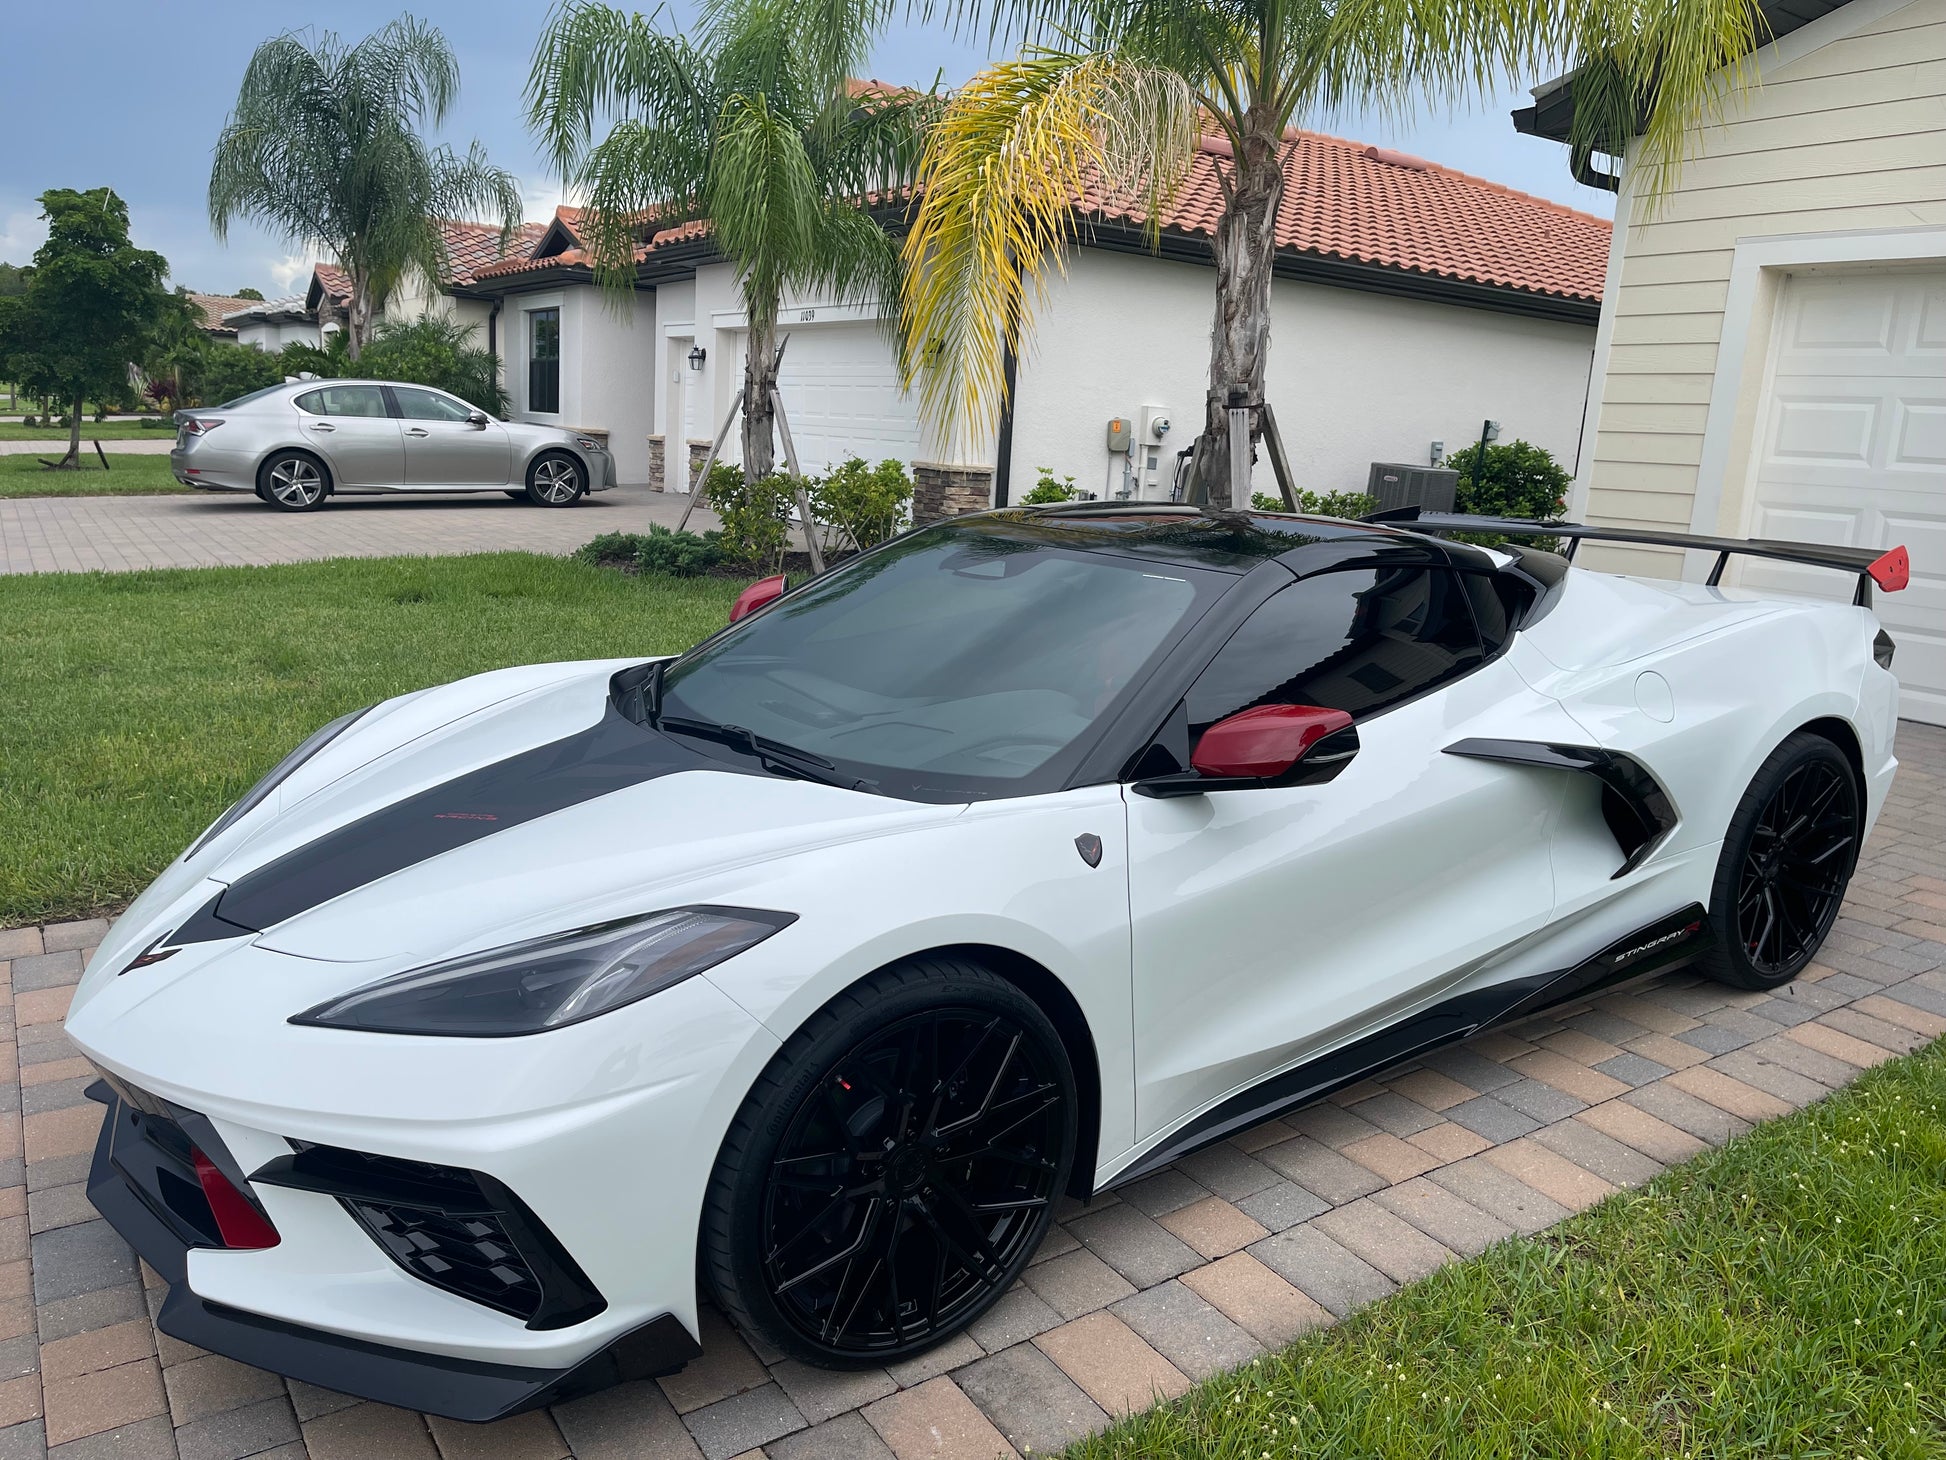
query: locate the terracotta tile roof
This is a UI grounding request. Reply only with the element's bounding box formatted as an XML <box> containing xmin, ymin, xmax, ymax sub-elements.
<box><xmin>438</xmin><ymin>219</ymin><xmax>549</xmax><ymax>285</ymax></box>
<box><xmin>312</xmin><ymin>263</ymin><xmax>353</xmax><ymax>306</ymax></box>
<box><xmin>1087</xmin><ymin>130</ymin><xmax>1610</xmax><ymax>303</ymax></box>
<box><xmin>469</xmin><ymin>127</ymin><xmax>1610</xmax><ymax>304</ymax></box>
<box><xmin>184</xmin><ymin>293</ymin><xmax>256</xmax><ymax>332</ymax></box>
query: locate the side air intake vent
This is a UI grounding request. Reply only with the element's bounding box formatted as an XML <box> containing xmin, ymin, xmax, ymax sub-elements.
<box><xmin>252</xmin><ymin>1145</ymin><xmax>606</xmax><ymax>1330</ymax></box>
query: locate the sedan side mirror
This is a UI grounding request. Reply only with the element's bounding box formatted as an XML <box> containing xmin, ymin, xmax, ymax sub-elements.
<box><xmin>1135</xmin><ymin>704</ymin><xmax>1358</xmax><ymax>798</ymax></box>
<box><xmin>466</xmin><ymin>411</ymin><xmax>490</xmax><ymax>428</ymax></box>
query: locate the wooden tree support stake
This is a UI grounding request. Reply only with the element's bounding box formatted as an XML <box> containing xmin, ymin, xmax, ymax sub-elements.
<box><xmin>1258</xmin><ymin>401</ymin><xmax>1298</xmax><ymax>511</ymax></box>
<box><xmin>769</xmin><ymin>387</ymin><xmax>826</xmax><ymax>575</ymax></box>
<box><xmin>676</xmin><ymin>387</ymin><xmax>744</xmax><ymax>534</ymax></box>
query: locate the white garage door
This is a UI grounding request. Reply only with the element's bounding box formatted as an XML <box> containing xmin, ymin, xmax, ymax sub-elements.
<box><xmin>766</xmin><ymin>321</ymin><xmax>924</xmax><ymax>475</ymax></box>
<box><xmin>1744</xmin><ymin>268</ymin><xmax>1946</xmax><ymax>726</ymax></box>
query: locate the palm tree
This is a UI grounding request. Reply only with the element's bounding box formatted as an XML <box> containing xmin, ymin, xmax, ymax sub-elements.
<box><xmin>900</xmin><ymin>0</ymin><xmax>1763</xmax><ymax>505</ymax></box>
<box><xmin>209</xmin><ymin>16</ymin><xmax>523</xmax><ymax>360</ymax></box>
<box><xmin>527</xmin><ymin>0</ymin><xmax>931</xmax><ymax>481</ymax></box>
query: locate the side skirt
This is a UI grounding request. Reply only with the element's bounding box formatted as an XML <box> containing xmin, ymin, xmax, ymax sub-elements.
<box><xmin>1104</xmin><ymin>904</ymin><xmax>1712</xmax><ymax>1191</ymax></box>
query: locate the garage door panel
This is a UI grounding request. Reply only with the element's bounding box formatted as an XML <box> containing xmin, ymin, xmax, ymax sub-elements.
<box><xmin>1751</xmin><ymin>268</ymin><xmax>1946</xmax><ymax>726</ymax></box>
<box><xmin>1893</xmin><ymin>400</ymin><xmax>1946</xmax><ymax>469</ymax></box>
<box><xmin>1787</xmin><ymin>276</ymin><xmax>1897</xmax><ymax>352</ymax></box>
<box><xmin>1768</xmin><ymin>395</ymin><xmax>1879</xmax><ymax>463</ymax></box>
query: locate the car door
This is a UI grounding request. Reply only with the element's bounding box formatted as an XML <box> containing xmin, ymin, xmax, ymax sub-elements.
<box><xmin>1124</xmin><ymin>565</ymin><xmax>1574</xmax><ymax>1143</ymax></box>
<box><xmin>390</xmin><ymin>386</ymin><xmax>511</xmax><ymax>487</ymax></box>
<box><xmin>293</xmin><ymin>384</ymin><xmax>402</xmax><ymax>488</ymax></box>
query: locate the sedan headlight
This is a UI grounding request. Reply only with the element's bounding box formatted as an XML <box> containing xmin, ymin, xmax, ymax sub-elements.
<box><xmin>188</xmin><ymin>705</ymin><xmax>373</xmax><ymax>859</ymax></box>
<box><xmin>573</xmin><ymin>436</ymin><xmax>607</xmax><ymax>453</ymax></box>
<box><xmin>290</xmin><ymin>907</ymin><xmax>795</xmax><ymax>1036</ymax></box>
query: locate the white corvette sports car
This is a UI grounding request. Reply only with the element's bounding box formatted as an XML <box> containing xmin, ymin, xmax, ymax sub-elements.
<box><xmin>68</xmin><ymin>503</ymin><xmax>1910</xmax><ymax>1418</ymax></box>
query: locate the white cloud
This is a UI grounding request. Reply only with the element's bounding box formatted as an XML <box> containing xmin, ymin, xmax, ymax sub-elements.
<box><xmin>0</xmin><ymin>204</ymin><xmax>47</xmax><ymax>263</ymax></box>
<box><xmin>268</xmin><ymin>250</ymin><xmax>324</xmax><ymax>291</ymax></box>
<box><xmin>523</xmin><ymin>176</ymin><xmax>570</xmax><ymax>224</ymax></box>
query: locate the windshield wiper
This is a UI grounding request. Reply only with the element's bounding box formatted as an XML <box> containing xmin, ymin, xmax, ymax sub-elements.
<box><xmin>657</xmin><ymin>716</ymin><xmax>865</xmax><ymax>791</ymax></box>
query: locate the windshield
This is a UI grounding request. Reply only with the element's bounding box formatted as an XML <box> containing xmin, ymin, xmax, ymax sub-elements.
<box><xmin>658</xmin><ymin>524</ymin><xmax>1232</xmax><ymax>801</ymax></box>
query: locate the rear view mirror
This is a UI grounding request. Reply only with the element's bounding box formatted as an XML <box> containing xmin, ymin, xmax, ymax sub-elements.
<box><xmin>730</xmin><ymin>574</ymin><xmax>787</xmax><ymax>623</ymax></box>
<box><xmin>1135</xmin><ymin>704</ymin><xmax>1358</xmax><ymax>797</ymax></box>
<box><xmin>466</xmin><ymin>411</ymin><xmax>489</xmax><ymax>427</ymax></box>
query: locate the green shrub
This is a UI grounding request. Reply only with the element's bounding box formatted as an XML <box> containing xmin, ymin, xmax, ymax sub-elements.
<box><xmin>1444</xmin><ymin>438</ymin><xmax>1569</xmax><ymax>551</ymax></box>
<box><xmin>277</xmin><ymin>317</ymin><xmax>511</xmax><ymax>417</ymax></box>
<box><xmin>1250</xmin><ymin>488</ymin><xmax>1377</xmax><ymax>518</ymax></box>
<box><xmin>574</xmin><ymin>526</ymin><xmax>725</xmax><ymax>578</ymax></box>
<box><xmin>187</xmin><ymin>340</ymin><xmax>284</xmax><ymax>408</ymax></box>
<box><xmin>812</xmin><ymin>456</ymin><xmax>911</xmax><ymax>551</ymax></box>
<box><xmin>1447</xmin><ymin>438</ymin><xmax>1569</xmax><ymax>521</ymax></box>
<box><xmin>704</xmin><ymin>463</ymin><xmax>795</xmax><ymax>573</ymax></box>
<box><xmin>1021</xmin><ymin>467</ymin><xmax>1078</xmax><ymax>505</ymax></box>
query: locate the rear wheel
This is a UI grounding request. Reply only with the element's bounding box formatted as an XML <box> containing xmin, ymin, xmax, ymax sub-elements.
<box><xmin>703</xmin><ymin>958</ymin><xmax>1076</xmax><ymax>1367</ymax></box>
<box><xmin>259</xmin><ymin>451</ymin><xmax>329</xmax><ymax>511</ymax></box>
<box><xmin>1700</xmin><ymin>732</ymin><xmax>1860</xmax><ymax>989</ymax></box>
<box><xmin>525</xmin><ymin>452</ymin><xmax>584</xmax><ymax>507</ymax></box>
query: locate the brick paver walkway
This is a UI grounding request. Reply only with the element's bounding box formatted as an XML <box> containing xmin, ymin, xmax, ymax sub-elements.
<box><xmin>0</xmin><ymin>721</ymin><xmax>1938</xmax><ymax>1458</ymax></box>
<box><xmin>0</xmin><ymin>487</ymin><xmax>710</xmax><ymax>575</ymax></box>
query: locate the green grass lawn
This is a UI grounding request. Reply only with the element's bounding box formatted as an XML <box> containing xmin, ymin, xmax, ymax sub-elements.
<box><xmin>0</xmin><ymin>554</ymin><xmax>746</xmax><ymax>925</ymax></box>
<box><xmin>1069</xmin><ymin>1039</ymin><xmax>1946</xmax><ymax>1459</ymax></box>
<box><xmin>0</xmin><ymin>418</ymin><xmax>175</xmax><ymax>441</ymax></box>
<box><xmin>0</xmin><ymin>453</ymin><xmax>192</xmax><ymax>496</ymax></box>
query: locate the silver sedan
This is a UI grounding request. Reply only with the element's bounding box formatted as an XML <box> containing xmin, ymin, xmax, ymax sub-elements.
<box><xmin>170</xmin><ymin>380</ymin><xmax>615</xmax><ymax>511</ymax></box>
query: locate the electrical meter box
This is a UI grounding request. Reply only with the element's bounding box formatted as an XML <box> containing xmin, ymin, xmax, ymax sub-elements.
<box><xmin>1106</xmin><ymin>418</ymin><xmax>1133</xmax><ymax>453</ymax></box>
<box><xmin>1133</xmin><ymin>405</ymin><xmax>1173</xmax><ymax>498</ymax></box>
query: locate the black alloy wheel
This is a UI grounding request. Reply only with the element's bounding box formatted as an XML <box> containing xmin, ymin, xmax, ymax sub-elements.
<box><xmin>705</xmin><ymin>960</ymin><xmax>1075</xmax><ymax>1365</ymax></box>
<box><xmin>1703</xmin><ymin>732</ymin><xmax>1860</xmax><ymax>989</ymax></box>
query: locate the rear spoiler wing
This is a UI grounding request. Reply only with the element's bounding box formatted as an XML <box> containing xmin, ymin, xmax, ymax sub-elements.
<box><xmin>1368</xmin><ymin>508</ymin><xmax>1910</xmax><ymax>608</ymax></box>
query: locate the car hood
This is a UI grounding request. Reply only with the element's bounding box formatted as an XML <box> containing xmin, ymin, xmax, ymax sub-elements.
<box><xmin>76</xmin><ymin>659</ymin><xmax>964</xmax><ymax>1011</ymax></box>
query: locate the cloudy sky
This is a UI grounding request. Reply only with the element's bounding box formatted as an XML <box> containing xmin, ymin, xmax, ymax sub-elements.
<box><xmin>1</xmin><ymin>0</ymin><xmax>1612</xmax><ymax>296</ymax></box>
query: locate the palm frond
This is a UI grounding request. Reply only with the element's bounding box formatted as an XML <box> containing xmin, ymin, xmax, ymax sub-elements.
<box><xmin>898</xmin><ymin>48</ymin><xmax>1198</xmax><ymax>443</ymax></box>
<box><xmin>709</xmin><ymin>90</ymin><xmax>822</xmax><ymax>332</ymax></box>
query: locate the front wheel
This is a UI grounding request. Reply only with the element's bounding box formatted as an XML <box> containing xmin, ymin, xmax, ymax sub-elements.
<box><xmin>259</xmin><ymin>451</ymin><xmax>329</xmax><ymax>511</ymax></box>
<box><xmin>525</xmin><ymin>451</ymin><xmax>584</xmax><ymax>507</ymax></box>
<box><xmin>1699</xmin><ymin>731</ymin><xmax>1861</xmax><ymax>989</ymax></box>
<box><xmin>703</xmin><ymin>959</ymin><xmax>1076</xmax><ymax>1367</ymax></box>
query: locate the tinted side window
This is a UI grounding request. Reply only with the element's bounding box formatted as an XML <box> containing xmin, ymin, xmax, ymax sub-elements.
<box><xmin>293</xmin><ymin>384</ymin><xmax>387</xmax><ymax>418</ymax></box>
<box><xmin>393</xmin><ymin>387</ymin><xmax>474</xmax><ymax>422</ymax></box>
<box><xmin>1186</xmin><ymin>568</ymin><xmax>1483</xmax><ymax>734</ymax></box>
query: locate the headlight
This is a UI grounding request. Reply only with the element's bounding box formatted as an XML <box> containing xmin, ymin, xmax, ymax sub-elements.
<box><xmin>574</xmin><ymin>436</ymin><xmax>607</xmax><ymax>453</ymax></box>
<box><xmin>188</xmin><ymin>705</ymin><xmax>373</xmax><ymax>859</ymax></box>
<box><xmin>290</xmin><ymin>907</ymin><xmax>795</xmax><ymax>1036</ymax></box>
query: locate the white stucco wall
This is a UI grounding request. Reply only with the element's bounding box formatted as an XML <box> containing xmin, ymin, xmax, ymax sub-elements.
<box><xmin>1006</xmin><ymin>248</ymin><xmax>1598</xmax><ymax>504</ymax></box>
<box><xmin>507</xmin><ymin>287</ymin><xmax>657</xmax><ymax>485</ymax></box>
<box><xmin>234</xmin><ymin>319</ymin><xmax>320</xmax><ymax>352</ymax></box>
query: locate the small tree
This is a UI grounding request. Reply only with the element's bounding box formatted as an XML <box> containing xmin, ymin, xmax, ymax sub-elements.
<box><xmin>0</xmin><ymin>189</ymin><xmax>172</xmax><ymax>467</ymax></box>
<box><xmin>209</xmin><ymin>17</ymin><xmax>522</xmax><ymax>360</ymax></box>
<box><xmin>234</xmin><ymin>287</ymin><xmax>265</xmax><ymax>301</ymax></box>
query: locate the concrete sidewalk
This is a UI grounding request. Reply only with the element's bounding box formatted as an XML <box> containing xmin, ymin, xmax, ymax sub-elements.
<box><xmin>0</xmin><ymin>485</ymin><xmax>705</xmax><ymax>575</ymax></box>
<box><xmin>0</xmin><ymin>721</ymin><xmax>1938</xmax><ymax>1458</ymax></box>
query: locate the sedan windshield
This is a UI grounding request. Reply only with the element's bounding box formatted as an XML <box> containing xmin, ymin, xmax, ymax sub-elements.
<box><xmin>658</xmin><ymin>524</ymin><xmax>1232</xmax><ymax>800</ymax></box>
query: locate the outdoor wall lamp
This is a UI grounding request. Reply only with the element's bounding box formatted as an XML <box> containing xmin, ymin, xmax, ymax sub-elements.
<box><xmin>687</xmin><ymin>346</ymin><xmax>707</xmax><ymax>371</ymax></box>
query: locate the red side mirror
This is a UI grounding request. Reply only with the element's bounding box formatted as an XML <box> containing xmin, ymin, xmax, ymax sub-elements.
<box><xmin>1191</xmin><ymin>704</ymin><xmax>1355</xmax><ymax>780</ymax></box>
<box><xmin>730</xmin><ymin>574</ymin><xmax>787</xmax><ymax>623</ymax></box>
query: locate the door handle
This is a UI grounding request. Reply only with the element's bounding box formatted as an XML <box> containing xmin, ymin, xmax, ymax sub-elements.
<box><xmin>405</xmin><ymin>427</ymin><xmax>429</xmax><ymax>437</ymax></box>
<box><xmin>308</xmin><ymin>422</ymin><xmax>335</xmax><ymax>432</ymax></box>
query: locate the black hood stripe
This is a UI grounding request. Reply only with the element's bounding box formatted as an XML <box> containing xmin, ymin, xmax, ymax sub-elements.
<box><xmin>212</xmin><ymin>706</ymin><xmax>712</xmax><ymax>933</ymax></box>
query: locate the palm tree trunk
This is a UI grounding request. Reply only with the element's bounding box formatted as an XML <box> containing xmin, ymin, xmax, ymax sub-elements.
<box><xmin>347</xmin><ymin>270</ymin><xmax>374</xmax><ymax>362</ymax></box>
<box><xmin>741</xmin><ymin>312</ymin><xmax>778</xmax><ymax>482</ymax></box>
<box><xmin>1187</xmin><ymin>104</ymin><xmax>1286</xmax><ymax>509</ymax></box>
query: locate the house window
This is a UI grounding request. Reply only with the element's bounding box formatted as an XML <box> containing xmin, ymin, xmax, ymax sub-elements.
<box><xmin>528</xmin><ymin>308</ymin><xmax>561</xmax><ymax>414</ymax></box>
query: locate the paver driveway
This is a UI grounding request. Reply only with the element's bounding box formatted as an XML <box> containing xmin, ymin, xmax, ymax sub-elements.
<box><xmin>0</xmin><ymin>487</ymin><xmax>708</xmax><ymax>575</ymax></box>
<box><xmin>0</xmin><ymin>723</ymin><xmax>1939</xmax><ymax>1459</ymax></box>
